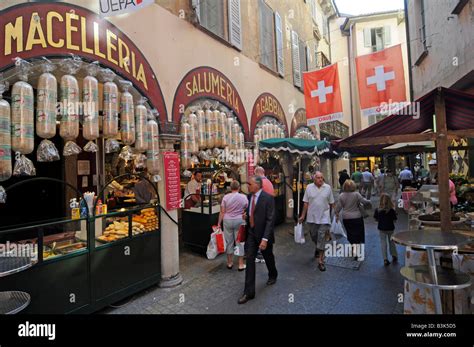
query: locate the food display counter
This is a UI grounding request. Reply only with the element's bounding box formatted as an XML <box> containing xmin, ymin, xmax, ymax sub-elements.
<box><xmin>0</xmin><ymin>175</ymin><xmax>161</xmax><ymax>314</ymax></box>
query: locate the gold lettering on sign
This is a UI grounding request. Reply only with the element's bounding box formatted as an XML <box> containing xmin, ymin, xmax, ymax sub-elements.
<box><xmin>2</xmin><ymin>10</ymin><xmax>149</xmax><ymax>93</ymax></box>
<box><xmin>25</xmin><ymin>12</ymin><xmax>47</xmax><ymax>51</ymax></box>
<box><xmin>46</xmin><ymin>12</ymin><xmax>64</xmax><ymax>48</ymax></box>
<box><xmin>4</xmin><ymin>17</ymin><xmax>23</xmax><ymax>55</ymax></box>
<box><xmin>81</xmin><ymin>17</ymin><xmax>93</xmax><ymax>54</ymax></box>
<box><xmin>106</xmin><ymin>29</ymin><xmax>118</xmax><ymax>65</ymax></box>
<box><xmin>93</xmin><ymin>21</ymin><xmax>106</xmax><ymax>58</ymax></box>
<box><xmin>65</xmin><ymin>12</ymin><xmax>79</xmax><ymax>51</ymax></box>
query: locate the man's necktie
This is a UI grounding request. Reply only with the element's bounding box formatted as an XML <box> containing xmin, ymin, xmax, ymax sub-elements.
<box><xmin>250</xmin><ymin>194</ymin><xmax>256</xmax><ymax>228</ymax></box>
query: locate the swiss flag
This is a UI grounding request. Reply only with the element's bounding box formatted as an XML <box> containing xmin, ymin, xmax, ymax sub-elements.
<box><xmin>355</xmin><ymin>44</ymin><xmax>407</xmax><ymax>116</ymax></box>
<box><xmin>303</xmin><ymin>63</ymin><xmax>343</xmax><ymax>125</ymax></box>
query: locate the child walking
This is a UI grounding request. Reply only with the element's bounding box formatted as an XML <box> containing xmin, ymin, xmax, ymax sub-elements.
<box><xmin>374</xmin><ymin>193</ymin><xmax>398</xmax><ymax>266</ymax></box>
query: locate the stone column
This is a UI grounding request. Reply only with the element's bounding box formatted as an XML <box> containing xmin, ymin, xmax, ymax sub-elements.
<box><xmin>157</xmin><ymin>135</ymin><xmax>183</xmax><ymax>288</ymax></box>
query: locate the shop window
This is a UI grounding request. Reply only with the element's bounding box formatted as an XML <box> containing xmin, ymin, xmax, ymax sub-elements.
<box><xmin>259</xmin><ymin>0</ymin><xmax>276</xmax><ymax>71</ymax></box>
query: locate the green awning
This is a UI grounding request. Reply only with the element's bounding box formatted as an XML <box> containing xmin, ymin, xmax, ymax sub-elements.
<box><xmin>259</xmin><ymin>138</ymin><xmax>334</xmax><ymax>156</ymax></box>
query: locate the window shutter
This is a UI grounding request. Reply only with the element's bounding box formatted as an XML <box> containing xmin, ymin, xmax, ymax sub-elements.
<box><xmin>292</xmin><ymin>31</ymin><xmax>301</xmax><ymax>87</ymax></box>
<box><xmin>299</xmin><ymin>39</ymin><xmax>306</xmax><ymax>73</ymax></box>
<box><xmin>192</xmin><ymin>0</ymin><xmax>200</xmax><ymax>22</ymax></box>
<box><xmin>228</xmin><ymin>0</ymin><xmax>242</xmax><ymax>50</ymax></box>
<box><xmin>274</xmin><ymin>12</ymin><xmax>284</xmax><ymax>76</ymax></box>
<box><xmin>384</xmin><ymin>25</ymin><xmax>391</xmax><ymax>46</ymax></box>
<box><xmin>363</xmin><ymin>28</ymin><xmax>371</xmax><ymax>47</ymax></box>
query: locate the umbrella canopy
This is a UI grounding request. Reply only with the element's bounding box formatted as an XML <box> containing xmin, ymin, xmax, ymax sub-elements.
<box><xmin>259</xmin><ymin>138</ymin><xmax>333</xmax><ymax>156</ymax></box>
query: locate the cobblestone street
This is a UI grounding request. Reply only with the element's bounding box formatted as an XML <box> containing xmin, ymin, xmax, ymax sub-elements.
<box><xmin>104</xmin><ymin>207</ymin><xmax>407</xmax><ymax>314</ymax></box>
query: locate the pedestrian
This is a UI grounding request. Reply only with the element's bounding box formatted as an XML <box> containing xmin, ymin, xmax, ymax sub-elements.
<box><xmin>218</xmin><ymin>180</ymin><xmax>248</xmax><ymax>271</ymax></box>
<box><xmin>338</xmin><ymin>169</ymin><xmax>350</xmax><ymax>193</ymax></box>
<box><xmin>380</xmin><ymin>169</ymin><xmax>399</xmax><ymax>205</ymax></box>
<box><xmin>238</xmin><ymin>176</ymin><xmax>278</xmax><ymax>304</ymax></box>
<box><xmin>361</xmin><ymin>167</ymin><xmax>375</xmax><ymax>199</ymax></box>
<box><xmin>374</xmin><ymin>194</ymin><xmax>398</xmax><ymax>266</ymax></box>
<box><xmin>375</xmin><ymin>168</ymin><xmax>385</xmax><ymax>195</ymax></box>
<box><xmin>373</xmin><ymin>165</ymin><xmax>381</xmax><ymax>196</ymax></box>
<box><xmin>351</xmin><ymin>167</ymin><xmax>363</xmax><ymax>193</ymax></box>
<box><xmin>335</xmin><ymin>179</ymin><xmax>370</xmax><ymax>261</ymax></box>
<box><xmin>254</xmin><ymin>166</ymin><xmax>274</xmax><ymax>264</ymax></box>
<box><xmin>299</xmin><ymin>171</ymin><xmax>335</xmax><ymax>272</ymax></box>
<box><xmin>399</xmin><ymin>166</ymin><xmax>413</xmax><ymax>191</ymax></box>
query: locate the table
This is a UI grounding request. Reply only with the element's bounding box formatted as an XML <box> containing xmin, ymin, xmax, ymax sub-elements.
<box><xmin>0</xmin><ymin>255</ymin><xmax>33</xmax><ymax>314</ymax></box>
<box><xmin>392</xmin><ymin>230</ymin><xmax>472</xmax><ymax>314</ymax></box>
<box><xmin>0</xmin><ymin>291</ymin><xmax>31</xmax><ymax>314</ymax></box>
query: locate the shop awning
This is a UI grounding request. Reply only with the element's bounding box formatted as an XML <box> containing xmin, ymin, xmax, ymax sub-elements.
<box><xmin>259</xmin><ymin>138</ymin><xmax>333</xmax><ymax>156</ymax></box>
<box><xmin>333</xmin><ymin>87</ymin><xmax>474</xmax><ymax>155</ymax></box>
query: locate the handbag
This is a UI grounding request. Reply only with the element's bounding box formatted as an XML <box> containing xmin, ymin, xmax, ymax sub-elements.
<box><xmin>233</xmin><ymin>224</ymin><xmax>245</xmax><ymax>256</ymax></box>
<box><xmin>359</xmin><ymin>202</ymin><xmax>369</xmax><ymax>218</ymax></box>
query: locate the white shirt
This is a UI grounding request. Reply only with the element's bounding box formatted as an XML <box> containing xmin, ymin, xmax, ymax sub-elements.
<box><xmin>303</xmin><ymin>183</ymin><xmax>335</xmax><ymax>224</ymax></box>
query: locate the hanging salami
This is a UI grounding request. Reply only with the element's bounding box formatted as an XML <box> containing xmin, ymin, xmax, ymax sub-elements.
<box><xmin>101</xmin><ymin>68</ymin><xmax>120</xmax><ymax>153</ymax></box>
<box><xmin>59</xmin><ymin>56</ymin><xmax>82</xmax><ymax>156</ymax></box>
<box><xmin>82</xmin><ymin>61</ymin><xmax>100</xmax><ymax>152</ymax></box>
<box><xmin>119</xmin><ymin>80</ymin><xmax>135</xmax><ymax>146</ymax></box>
<box><xmin>11</xmin><ymin>58</ymin><xmax>36</xmax><ymax>175</ymax></box>
<box><xmin>134</xmin><ymin>97</ymin><xmax>148</xmax><ymax>153</ymax></box>
<box><xmin>146</xmin><ymin>109</ymin><xmax>160</xmax><ymax>174</ymax></box>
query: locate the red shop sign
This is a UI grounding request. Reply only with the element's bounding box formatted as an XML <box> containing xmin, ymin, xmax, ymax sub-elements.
<box><xmin>250</xmin><ymin>92</ymin><xmax>288</xmax><ymax>136</ymax></box>
<box><xmin>163</xmin><ymin>152</ymin><xmax>181</xmax><ymax>210</ymax></box>
<box><xmin>0</xmin><ymin>2</ymin><xmax>167</xmax><ymax>118</ymax></box>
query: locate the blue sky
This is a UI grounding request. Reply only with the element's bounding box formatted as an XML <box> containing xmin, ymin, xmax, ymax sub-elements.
<box><xmin>335</xmin><ymin>0</ymin><xmax>405</xmax><ymax>16</ymax></box>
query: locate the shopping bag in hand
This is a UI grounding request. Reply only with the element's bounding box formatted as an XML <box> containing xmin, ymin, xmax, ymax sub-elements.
<box><xmin>330</xmin><ymin>216</ymin><xmax>347</xmax><ymax>239</ymax></box>
<box><xmin>236</xmin><ymin>223</ymin><xmax>247</xmax><ymax>242</ymax></box>
<box><xmin>212</xmin><ymin>225</ymin><xmax>226</xmax><ymax>254</ymax></box>
<box><xmin>294</xmin><ymin>223</ymin><xmax>305</xmax><ymax>244</ymax></box>
<box><xmin>206</xmin><ymin>233</ymin><xmax>218</xmax><ymax>259</ymax></box>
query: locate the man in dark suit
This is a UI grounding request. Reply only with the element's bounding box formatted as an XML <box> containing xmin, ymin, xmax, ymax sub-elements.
<box><xmin>238</xmin><ymin>176</ymin><xmax>278</xmax><ymax>304</ymax></box>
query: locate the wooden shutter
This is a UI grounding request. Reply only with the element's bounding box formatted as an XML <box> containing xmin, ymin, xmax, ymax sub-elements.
<box><xmin>384</xmin><ymin>25</ymin><xmax>391</xmax><ymax>46</ymax></box>
<box><xmin>275</xmin><ymin>11</ymin><xmax>284</xmax><ymax>76</ymax></box>
<box><xmin>363</xmin><ymin>27</ymin><xmax>372</xmax><ymax>47</ymax></box>
<box><xmin>292</xmin><ymin>30</ymin><xmax>301</xmax><ymax>87</ymax></box>
<box><xmin>228</xmin><ymin>0</ymin><xmax>242</xmax><ymax>50</ymax></box>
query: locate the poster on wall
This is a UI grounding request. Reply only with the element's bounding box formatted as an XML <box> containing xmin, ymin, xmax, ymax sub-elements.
<box><xmin>163</xmin><ymin>152</ymin><xmax>181</xmax><ymax>211</ymax></box>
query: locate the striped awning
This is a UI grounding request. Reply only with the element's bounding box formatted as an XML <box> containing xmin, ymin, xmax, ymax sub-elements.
<box><xmin>334</xmin><ymin>87</ymin><xmax>474</xmax><ymax>154</ymax></box>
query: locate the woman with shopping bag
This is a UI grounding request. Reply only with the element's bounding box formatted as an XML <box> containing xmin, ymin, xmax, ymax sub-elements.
<box><xmin>217</xmin><ymin>180</ymin><xmax>248</xmax><ymax>271</ymax></box>
<box><xmin>335</xmin><ymin>180</ymin><xmax>371</xmax><ymax>261</ymax></box>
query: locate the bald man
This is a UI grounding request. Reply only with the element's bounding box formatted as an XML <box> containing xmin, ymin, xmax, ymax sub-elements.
<box><xmin>299</xmin><ymin>171</ymin><xmax>334</xmax><ymax>272</ymax></box>
<box><xmin>254</xmin><ymin>166</ymin><xmax>274</xmax><ymax>196</ymax></box>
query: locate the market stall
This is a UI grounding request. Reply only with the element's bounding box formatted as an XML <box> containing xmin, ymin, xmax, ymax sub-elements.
<box><xmin>334</xmin><ymin>87</ymin><xmax>474</xmax><ymax>314</ymax></box>
<box><xmin>172</xmin><ymin>66</ymin><xmax>249</xmax><ymax>254</ymax></box>
<box><xmin>259</xmin><ymin>138</ymin><xmax>334</xmax><ymax>222</ymax></box>
<box><xmin>0</xmin><ymin>2</ymin><xmax>168</xmax><ymax>313</ymax></box>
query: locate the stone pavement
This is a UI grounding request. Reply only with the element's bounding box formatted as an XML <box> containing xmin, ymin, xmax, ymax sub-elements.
<box><xmin>104</xmin><ymin>202</ymin><xmax>407</xmax><ymax>314</ymax></box>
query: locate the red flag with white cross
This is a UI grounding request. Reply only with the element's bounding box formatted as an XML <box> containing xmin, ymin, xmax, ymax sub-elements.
<box><xmin>355</xmin><ymin>44</ymin><xmax>407</xmax><ymax>117</ymax></box>
<box><xmin>303</xmin><ymin>63</ymin><xmax>343</xmax><ymax>125</ymax></box>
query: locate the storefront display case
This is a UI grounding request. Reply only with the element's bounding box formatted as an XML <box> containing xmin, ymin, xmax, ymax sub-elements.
<box><xmin>0</xmin><ymin>175</ymin><xmax>161</xmax><ymax>314</ymax></box>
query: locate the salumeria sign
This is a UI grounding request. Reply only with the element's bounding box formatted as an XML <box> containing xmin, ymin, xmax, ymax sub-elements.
<box><xmin>0</xmin><ymin>2</ymin><xmax>167</xmax><ymax>119</ymax></box>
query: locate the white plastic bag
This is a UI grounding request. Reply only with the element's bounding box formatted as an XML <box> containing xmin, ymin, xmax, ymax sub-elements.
<box><xmin>206</xmin><ymin>235</ymin><xmax>218</xmax><ymax>260</ymax></box>
<box><xmin>294</xmin><ymin>223</ymin><xmax>305</xmax><ymax>244</ymax></box>
<box><xmin>330</xmin><ymin>216</ymin><xmax>347</xmax><ymax>239</ymax></box>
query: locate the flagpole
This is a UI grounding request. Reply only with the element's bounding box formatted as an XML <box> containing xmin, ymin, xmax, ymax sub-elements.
<box><xmin>297</xmin><ymin>157</ymin><xmax>301</xmax><ymax>217</ymax></box>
